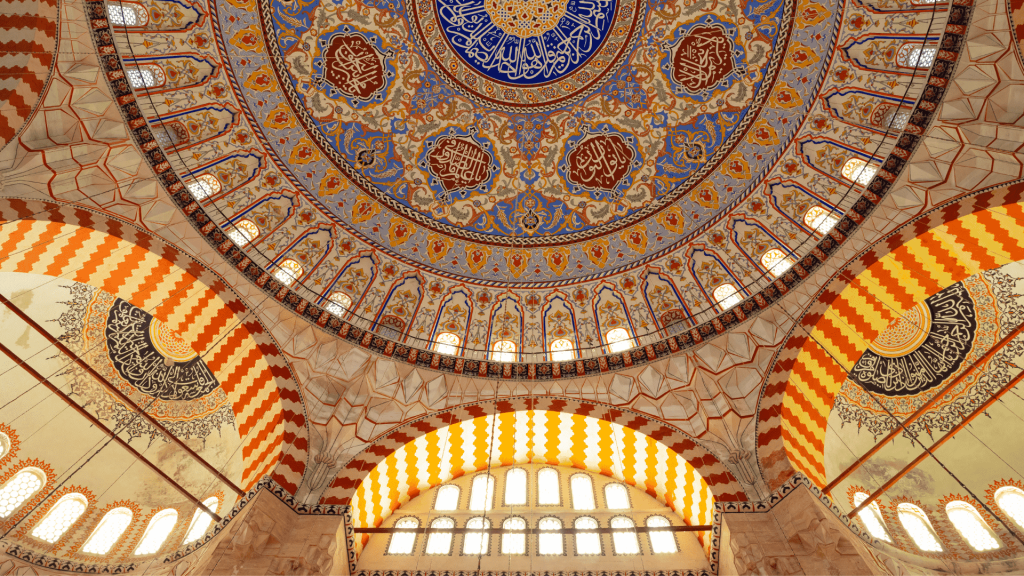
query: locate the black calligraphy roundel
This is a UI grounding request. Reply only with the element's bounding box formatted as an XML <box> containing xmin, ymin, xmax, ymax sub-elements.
<box><xmin>105</xmin><ymin>299</ymin><xmax>220</xmax><ymax>402</ymax></box>
<box><xmin>849</xmin><ymin>284</ymin><xmax>977</xmax><ymax>397</ymax></box>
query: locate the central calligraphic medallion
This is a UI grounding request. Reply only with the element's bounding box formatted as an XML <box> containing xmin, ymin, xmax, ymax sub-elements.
<box><xmin>414</xmin><ymin>0</ymin><xmax>643</xmax><ymax>109</ymax></box>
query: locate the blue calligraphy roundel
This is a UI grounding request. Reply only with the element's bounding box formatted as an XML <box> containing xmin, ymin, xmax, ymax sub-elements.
<box><xmin>436</xmin><ymin>0</ymin><xmax>617</xmax><ymax>85</ymax></box>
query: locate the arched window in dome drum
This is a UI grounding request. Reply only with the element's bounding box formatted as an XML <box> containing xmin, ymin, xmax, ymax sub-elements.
<box><xmin>434</xmin><ymin>485</ymin><xmax>459</xmax><ymax>511</ymax></box>
<box><xmin>946</xmin><ymin>501</ymin><xmax>999</xmax><ymax>551</ymax></box>
<box><xmin>186</xmin><ymin>173</ymin><xmax>220</xmax><ymax>200</ymax></box>
<box><xmin>610</xmin><ymin>516</ymin><xmax>640</xmax><ymax>554</ymax></box>
<box><xmin>804</xmin><ymin>206</ymin><xmax>839</xmax><ymax>234</ymax></box>
<box><xmin>469</xmin><ymin>474</ymin><xmax>495</xmax><ymax>511</ymax></box>
<box><xmin>713</xmin><ymin>284</ymin><xmax>742</xmax><ymax>311</ymax></box>
<box><xmin>570</xmin><ymin>474</ymin><xmax>595</xmax><ymax>510</ymax></box>
<box><xmin>841</xmin><ymin>157</ymin><xmax>877</xmax><ymax>186</ymax></box>
<box><xmin>126</xmin><ymin>65</ymin><xmax>165</xmax><ymax>89</ymax></box>
<box><xmin>387</xmin><ymin>517</ymin><xmax>418</xmax><ymax>554</ymax></box>
<box><xmin>872</xmin><ymin>103</ymin><xmax>910</xmax><ymax>130</ymax></box>
<box><xmin>106</xmin><ymin>2</ymin><xmax>149</xmax><ymax>26</ymax></box>
<box><xmin>134</xmin><ymin>509</ymin><xmax>178</xmax><ymax>555</ymax></box>
<box><xmin>425</xmin><ymin>517</ymin><xmax>454</xmax><ymax>554</ymax></box>
<box><xmin>154</xmin><ymin>122</ymin><xmax>188</xmax><ymax>148</ymax></box>
<box><xmin>30</xmin><ymin>493</ymin><xmax>87</xmax><ymax>543</ymax></box>
<box><xmin>490</xmin><ymin>339</ymin><xmax>516</xmax><ymax>363</ymax></box>
<box><xmin>896</xmin><ymin>44</ymin><xmax>937</xmax><ymax>68</ymax></box>
<box><xmin>647</xmin><ymin>516</ymin><xmax>678</xmax><ymax>553</ymax></box>
<box><xmin>504</xmin><ymin>468</ymin><xmax>527</xmax><ymax>506</ymax></box>
<box><xmin>0</xmin><ymin>468</ymin><xmax>45</xmax><ymax>518</ymax></box>
<box><xmin>501</xmin><ymin>517</ymin><xmax>526</xmax><ymax>555</ymax></box>
<box><xmin>325</xmin><ymin>292</ymin><xmax>352</xmax><ymax>317</ymax></box>
<box><xmin>183</xmin><ymin>497</ymin><xmax>219</xmax><ymax>544</ymax></box>
<box><xmin>853</xmin><ymin>492</ymin><xmax>891</xmax><ymax>542</ymax></box>
<box><xmin>760</xmin><ymin>249</ymin><xmax>795</xmax><ymax>278</ymax></box>
<box><xmin>82</xmin><ymin>507</ymin><xmax>133</xmax><ymax>555</ymax></box>
<box><xmin>463</xmin><ymin>516</ymin><xmax>490</xmax><ymax>554</ymax></box>
<box><xmin>226</xmin><ymin>219</ymin><xmax>260</xmax><ymax>247</ymax></box>
<box><xmin>537</xmin><ymin>468</ymin><xmax>559</xmax><ymax>505</ymax></box>
<box><xmin>538</xmin><ymin>517</ymin><xmax>562</xmax><ymax>555</ymax></box>
<box><xmin>549</xmin><ymin>338</ymin><xmax>576</xmax><ymax>362</ymax></box>
<box><xmin>574</xmin><ymin>516</ymin><xmax>600</xmax><ymax>555</ymax></box>
<box><xmin>274</xmin><ymin>259</ymin><xmax>304</xmax><ymax>287</ymax></box>
<box><xmin>605</xmin><ymin>327</ymin><xmax>633</xmax><ymax>353</ymax></box>
<box><xmin>0</xmin><ymin>432</ymin><xmax>9</xmax><ymax>459</ymax></box>
<box><xmin>433</xmin><ymin>332</ymin><xmax>460</xmax><ymax>355</ymax></box>
<box><xmin>897</xmin><ymin>503</ymin><xmax>943</xmax><ymax>552</ymax></box>
<box><xmin>995</xmin><ymin>486</ymin><xmax>1024</xmax><ymax>530</ymax></box>
<box><xmin>604</xmin><ymin>483</ymin><xmax>629</xmax><ymax>509</ymax></box>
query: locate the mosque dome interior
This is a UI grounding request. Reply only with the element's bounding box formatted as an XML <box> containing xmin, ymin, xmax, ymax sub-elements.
<box><xmin>1</xmin><ymin>0</ymin><xmax>1024</xmax><ymax>570</ymax></box>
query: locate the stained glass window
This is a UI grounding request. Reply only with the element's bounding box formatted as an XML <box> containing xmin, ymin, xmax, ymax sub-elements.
<box><xmin>82</xmin><ymin>507</ymin><xmax>132</xmax><ymax>555</ymax></box>
<box><xmin>186</xmin><ymin>174</ymin><xmax>220</xmax><ymax>200</ymax></box>
<box><xmin>897</xmin><ymin>45</ymin><xmax>937</xmax><ymax>68</ymax></box>
<box><xmin>995</xmin><ymin>486</ymin><xmax>1024</xmax><ymax>530</ymax></box>
<box><xmin>31</xmin><ymin>493</ymin><xmax>87</xmax><ymax>543</ymax></box>
<box><xmin>325</xmin><ymin>292</ymin><xmax>352</xmax><ymax>316</ymax></box>
<box><xmin>647</xmin><ymin>516</ymin><xmax>677</xmax><ymax>553</ymax></box>
<box><xmin>570</xmin><ymin>474</ymin><xmax>595</xmax><ymax>510</ymax></box>
<box><xmin>605</xmin><ymin>484</ymin><xmax>629</xmax><ymax>509</ymax></box>
<box><xmin>760</xmin><ymin>249</ymin><xmax>795</xmax><ymax>278</ymax></box>
<box><xmin>610</xmin><ymin>516</ymin><xmax>639</xmax><ymax>554</ymax></box>
<box><xmin>106</xmin><ymin>3</ymin><xmax>148</xmax><ymax>26</ymax></box>
<box><xmin>183</xmin><ymin>497</ymin><xmax>219</xmax><ymax>544</ymax></box>
<box><xmin>897</xmin><ymin>503</ymin><xmax>943</xmax><ymax>552</ymax></box>
<box><xmin>434</xmin><ymin>332</ymin><xmax>460</xmax><ymax>355</ymax></box>
<box><xmin>853</xmin><ymin>492</ymin><xmax>891</xmax><ymax>542</ymax></box>
<box><xmin>605</xmin><ymin>328</ymin><xmax>633</xmax><ymax>353</ymax></box>
<box><xmin>537</xmin><ymin>468</ymin><xmax>559</xmax><ymax>505</ymax></box>
<box><xmin>946</xmin><ymin>501</ymin><xmax>999</xmax><ymax>551</ymax></box>
<box><xmin>463</xmin><ymin>517</ymin><xmax>490</xmax><ymax>555</ymax></box>
<box><xmin>425</xmin><ymin>517</ymin><xmax>454</xmax><ymax>554</ymax></box>
<box><xmin>550</xmin><ymin>338</ymin><xmax>575</xmax><ymax>361</ymax></box>
<box><xmin>504</xmin><ymin>468</ymin><xmax>527</xmax><ymax>506</ymax></box>
<box><xmin>538</xmin><ymin>517</ymin><xmax>562</xmax><ymax>555</ymax></box>
<box><xmin>274</xmin><ymin>259</ymin><xmax>303</xmax><ymax>287</ymax></box>
<box><xmin>134</xmin><ymin>509</ymin><xmax>178</xmax><ymax>555</ymax></box>
<box><xmin>227</xmin><ymin>219</ymin><xmax>259</xmax><ymax>247</ymax></box>
<box><xmin>501</xmin><ymin>517</ymin><xmax>526</xmax><ymax>555</ymax></box>
<box><xmin>574</xmin><ymin>517</ymin><xmax>600</xmax><ymax>555</ymax></box>
<box><xmin>841</xmin><ymin>158</ymin><xmax>877</xmax><ymax>186</ymax></box>
<box><xmin>388</xmin><ymin>517</ymin><xmax>418</xmax><ymax>554</ymax></box>
<box><xmin>126</xmin><ymin>65</ymin><xmax>164</xmax><ymax>88</ymax></box>
<box><xmin>0</xmin><ymin>469</ymin><xmax>44</xmax><ymax>518</ymax></box>
<box><xmin>469</xmin><ymin>474</ymin><xmax>495</xmax><ymax>511</ymax></box>
<box><xmin>490</xmin><ymin>340</ymin><xmax>516</xmax><ymax>363</ymax></box>
<box><xmin>713</xmin><ymin>284</ymin><xmax>742</xmax><ymax>311</ymax></box>
<box><xmin>434</xmin><ymin>485</ymin><xmax>459</xmax><ymax>511</ymax></box>
<box><xmin>804</xmin><ymin>206</ymin><xmax>839</xmax><ymax>234</ymax></box>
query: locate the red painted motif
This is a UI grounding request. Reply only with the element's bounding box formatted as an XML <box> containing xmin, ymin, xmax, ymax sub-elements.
<box><xmin>671</xmin><ymin>25</ymin><xmax>735</xmax><ymax>94</ymax></box>
<box><xmin>322</xmin><ymin>34</ymin><xmax>386</xmax><ymax>100</ymax></box>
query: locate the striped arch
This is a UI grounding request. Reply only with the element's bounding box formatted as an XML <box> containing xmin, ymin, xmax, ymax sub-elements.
<box><xmin>757</xmin><ymin>182</ymin><xmax>1024</xmax><ymax>490</ymax></box>
<box><xmin>324</xmin><ymin>398</ymin><xmax>745</xmax><ymax>560</ymax></box>
<box><xmin>0</xmin><ymin>200</ymin><xmax>308</xmax><ymax>492</ymax></box>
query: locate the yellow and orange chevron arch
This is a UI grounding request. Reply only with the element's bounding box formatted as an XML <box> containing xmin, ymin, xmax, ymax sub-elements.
<box><xmin>758</xmin><ymin>182</ymin><xmax>1024</xmax><ymax>490</ymax></box>
<box><xmin>330</xmin><ymin>403</ymin><xmax>727</xmax><ymax>559</ymax></box>
<box><xmin>0</xmin><ymin>200</ymin><xmax>308</xmax><ymax>493</ymax></box>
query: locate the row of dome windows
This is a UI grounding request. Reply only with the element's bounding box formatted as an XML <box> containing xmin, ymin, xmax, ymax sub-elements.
<box><xmin>853</xmin><ymin>488</ymin><xmax>1024</xmax><ymax>553</ymax></box>
<box><xmin>386</xmin><ymin>514</ymin><xmax>678</xmax><ymax>556</ymax></box>
<box><xmin>0</xmin><ymin>466</ymin><xmax>219</xmax><ymax>556</ymax></box>
<box><xmin>433</xmin><ymin>470</ymin><xmax>632</xmax><ymax>511</ymax></box>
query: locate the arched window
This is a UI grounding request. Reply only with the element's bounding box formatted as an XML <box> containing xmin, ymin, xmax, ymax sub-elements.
<box><xmin>647</xmin><ymin>516</ymin><xmax>677</xmax><ymax>553</ymax></box>
<box><xmin>570</xmin><ymin>474</ymin><xmax>595</xmax><ymax>510</ymax></box>
<box><xmin>226</xmin><ymin>219</ymin><xmax>260</xmax><ymax>247</ymax></box>
<box><xmin>82</xmin><ymin>507</ymin><xmax>132</xmax><ymax>555</ymax></box>
<box><xmin>504</xmin><ymin>468</ymin><xmax>527</xmax><ymax>506</ymax></box>
<box><xmin>501</xmin><ymin>517</ymin><xmax>526</xmax><ymax>554</ymax></box>
<box><xmin>387</xmin><ymin>517</ymin><xmax>418</xmax><ymax>554</ymax></box>
<box><xmin>463</xmin><ymin>516</ymin><xmax>490</xmax><ymax>555</ymax></box>
<box><xmin>183</xmin><ymin>497</ymin><xmax>219</xmax><ymax>544</ymax></box>
<box><xmin>490</xmin><ymin>340</ymin><xmax>516</xmax><ymax>363</ymax></box>
<box><xmin>274</xmin><ymin>259</ymin><xmax>304</xmax><ymax>287</ymax></box>
<box><xmin>155</xmin><ymin>122</ymin><xmax>188</xmax><ymax>148</ymax></box>
<box><xmin>946</xmin><ymin>501</ymin><xmax>999</xmax><ymax>551</ymax></box>
<box><xmin>186</xmin><ymin>174</ymin><xmax>220</xmax><ymax>200</ymax></box>
<box><xmin>605</xmin><ymin>483</ymin><xmax>629</xmax><ymax>509</ymax></box>
<box><xmin>126</xmin><ymin>65</ymin><xmax>165</xmax><ymax>89</ymax></box>
<box><xmin>610</xmin><ymin>516</ymin><xmax>640</xmax><ymax>554</ymax></box>
<box><xmin>574</xmin><ymin>516</ymin><xmax>600</xmax><ymax>555</ymax></box>
<box><xmin>434</xmin><ymin>332</ymin><xmax>460</xmax><ymax>355</ymax></box>
<box><xmin>469</xmin><ymin>474</ymin><xmax>495</xmax><ymax>511</ymax></box>
<box><xmin>0</xmin><ymin>468</ymin><xmax>45</xmax><ymax>518</ymax></box>
<box><xmin>134</xmin><ymin>509</ymin><xmax>178</xmax><ymax>555</ymax></box>
<box><xmin>31</xmin><ymin>493</ymin><xmax>87</xmax><ymax>543</ymax></box>
<box><xmin>550</xmin><ymin>338</ymin><xmax>576</xmax><ymax>362</ymax></box>
<box><xmin>106</xmin><ymin>3</ymin><xmax>148</xmax><ymax>26</ymax></box>
<box><xmin>842</xmin><ymin>157</ymin><xmax>877</xmax><ymax>186</ymax></box>
<box><xmin>713</xmin><ymin>284</ymin><xmax>742</xmax><ymax>311</ymax></box>
<box><xmin>873</xmin><ymin>104</ymin><xmax>910</xmax><ymax>130</ymax></box>
<box><xmin>0</xmin><ymin>432</ymin><xmax>9</xmax><ymax>458</ymax></box>
<box><xmin>605</xmin><ymin>327</ymin><xmax>633</xmax><ymax>354</ymax></box>
<box><xmin>853</xmin><ymin>492</ymin><xmax>891</xmax><ymax>542</ymax></box>
<box><xmin>897</xmin><ymin>503</ymin><xmax>943</xmax><ymax>552</ymax></box>
<box><xmin>804</xmin><ymin>206</ymin><xmax>839</xmax><ymax>234</ymax></box>
<box><xmin>425</xmin><ymin>517</ymin><xmax>454</xmax><ymax>554</ymax></box>
<box><xmin>760</xmin><ymin>249</ymin><xmax>795</xmax><ymax>278</ymax></box>
<box><xmin>538</xmin><ymin>517</ymin><xmax>562</xmax><ymax>555</ymax></box>
<box><xmin>995</xmin><ymin>486</ymin><xmax>1024</xmax><ymax>530</ymax></box>
<box><xmin>325</xmin><ymin>292</ymin><xmax>352</xmax><ymax>317</ymax></box>
<box><xmin>434</xmin><ymin>485</ymin><xmax>459</xmax><ymax>511</ymax></box>
<box><xmin>896</xmin><ymin>44</ymin><xmax>937</xmax><ymax>68</ymax></box>
<box><xmin>537</xmin><ymin>468</ymin><xmax>559</xmax><ymax>505</ymax></box>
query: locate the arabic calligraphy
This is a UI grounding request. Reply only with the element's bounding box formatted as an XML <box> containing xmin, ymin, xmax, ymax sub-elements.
<box><xmin>312</xmin><ymin>28</ymin><xmax>394</xmax><ymax>107</ymax></box>
<box><xmin>437</xmin><ymin>0</ymin><xmax>616</xmax><ymax>84</ymax></box>
<box><xmin>850</xmin><ymin>283</ymin><xmax>977</xmax><ymax>397</ymax></box>
<box><xmin>426</xmin><ymin>135</ymin><xmax>495</xmax><ymax>198</ymax></box>
<box><xmin>105</xmin><ymin>298</ymin><xmax>221</xmax><ymax>402</ymax></box>
<box><xmin>663</xmin><ymin>20</ymin><xmax>741</xmax><ymax>99</ymax></box>
<box><xmin>565</xmin><ymin>132</ymin><xmax>637</xmax><ymax>194</ymax></box>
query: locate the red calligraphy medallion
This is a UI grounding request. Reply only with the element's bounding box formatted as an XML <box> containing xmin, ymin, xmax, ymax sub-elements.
<box><xmin>670</xmin><ymin>25</ymin><xmax>736</xmax><ymax>95</ymax></box>
<box><xmin>565</xmin><ymin>133</ymin><xmax>636</xmax><ymax>192</ymax></box>
<box><xmin>427</xmin><ymin>137</ymin><xmax>493</xmax><ymax>192</ymax></box>
<box><xmin>322</xmin><ymin>34</ymin><xmax>387</xmax><ymax>101</ymax></box>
